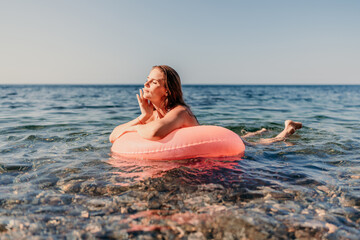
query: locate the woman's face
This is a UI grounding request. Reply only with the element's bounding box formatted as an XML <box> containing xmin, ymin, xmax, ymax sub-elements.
<box><xmin>143</xmin><ymin>68</ymin><xmax>167</xmax><ymax>102</ymax></box>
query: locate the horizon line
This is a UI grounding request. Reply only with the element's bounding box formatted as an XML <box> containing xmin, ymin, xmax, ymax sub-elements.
<box><xmin>1</xmin><ymin>83</ymin><xmax>360</xmax><ymax>87</ymax></box>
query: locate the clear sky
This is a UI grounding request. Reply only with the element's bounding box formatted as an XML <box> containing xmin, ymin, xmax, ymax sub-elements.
<box><xmin>1</xmin><ymin>0</ymin><xmax>359</xmax><ymax>85</ymax></box>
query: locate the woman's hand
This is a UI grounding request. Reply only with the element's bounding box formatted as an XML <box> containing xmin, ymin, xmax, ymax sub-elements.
<box><xmin>136</xmin><ymin>89</ymin><xmax>153</xmax><ymax>121</ymax></box>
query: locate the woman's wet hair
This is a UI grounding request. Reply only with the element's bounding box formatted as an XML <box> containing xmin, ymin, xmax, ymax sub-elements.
<box><xmin>152</xmin><ymin>65</ymin><xmax>198</xmax><ymax>121</ymax></box>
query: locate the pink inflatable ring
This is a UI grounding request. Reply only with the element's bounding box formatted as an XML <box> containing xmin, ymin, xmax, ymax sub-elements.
<box><xmin>111</xmin><ymin>125</ymin><xmax>245</xmax><ymax>160</ymax></box>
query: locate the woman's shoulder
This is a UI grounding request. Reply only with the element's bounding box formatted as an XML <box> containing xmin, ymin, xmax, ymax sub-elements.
<box><xmin>169</xmin><ymin>105</ymin><xmax>199</xmax><ymax>126</ymax></box>
<box><xmin>169</xmin><ymin>105</ymin><xmax>190</xmax><ymax>116</ymax></box>
<box><xmin>171</xmin><ymin>105</ymin><xmax>187</xmax><ymax>112</ymax></box>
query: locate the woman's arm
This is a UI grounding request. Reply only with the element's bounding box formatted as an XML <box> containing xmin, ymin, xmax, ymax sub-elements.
<box><xmin>135</xmin><ymin>106</ymin><xmax>190</xmax><ymax>140</ymax></box>
<box><xmin>109</xmin><ymin>115</ymin><xmax>145</xmax><ymax>143</ymax></box>
<box><xmin>110</xmin><ymin>89</ymin><xmax>154</xmax><ymax>143</ymax></box>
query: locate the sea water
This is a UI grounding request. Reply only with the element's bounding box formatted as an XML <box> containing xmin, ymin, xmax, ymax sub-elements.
<box><xmin>0</xmin><ymin>85</ymin><xmax>359</xmax><ymax>239</ymax></box>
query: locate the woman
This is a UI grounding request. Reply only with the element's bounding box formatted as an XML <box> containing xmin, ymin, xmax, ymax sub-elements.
<box><xmin>109</xmin><ymin>65</ymin><xmax>302</xmax><ymax>145</ymax></box>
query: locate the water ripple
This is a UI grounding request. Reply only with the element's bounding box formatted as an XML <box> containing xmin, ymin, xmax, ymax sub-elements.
<box><xmin>0</xmin><ymin>85</ymin><xmax>360</xmax><ymax>238</ymax></box>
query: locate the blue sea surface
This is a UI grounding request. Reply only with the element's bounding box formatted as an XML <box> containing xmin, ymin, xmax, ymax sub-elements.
<box><xmin>0</xmin><ymin>85</ymin><xmax>360</xmax><ymax>239</ymax></box>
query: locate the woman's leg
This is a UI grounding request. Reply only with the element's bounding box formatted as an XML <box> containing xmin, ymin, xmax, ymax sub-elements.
<box><xmin>241</xmin><ymin>128</ymin><xmax>267</xmax><ymax>139</ymax></box>
<box><xmin>243</xmin><ymin>120</ymin><xmax>302</xmax><ymax>146</ymax></box>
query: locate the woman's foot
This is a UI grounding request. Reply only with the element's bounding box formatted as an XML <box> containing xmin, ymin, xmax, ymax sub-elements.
<box><xmin>275</xmin><ymin>120</ymin><xmax>302</xmax><ymax>139</ymax></box>
<box><xmin>244</xmin><ymin>120</ymin><xmax>302</xmax><ymax>146</ymax></box>
<box><xmin>255</xmin><ymin>120</ymin><xmax>302</xmax><ymax>145</ymax></box>
<box><xmin>284</xmin><ymin>120</ymin><xmax>302</xmax><ymax>135</ymax></box>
